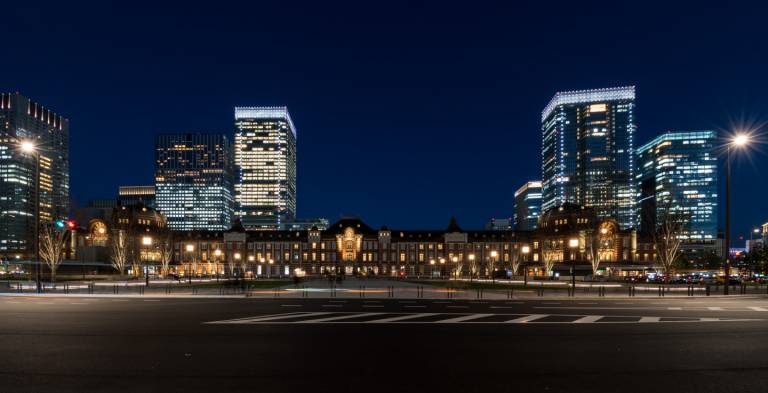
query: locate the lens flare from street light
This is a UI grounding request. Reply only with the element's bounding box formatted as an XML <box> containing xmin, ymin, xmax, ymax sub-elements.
<box><xmin>733</xmin><ymin>134</ymin><xmax>749</xmax><ymax>146</ymax></box>
<box><xmin>20</xmin><ymin>141</ymin><xmax>35</xmax><ymax>153</ymax></box>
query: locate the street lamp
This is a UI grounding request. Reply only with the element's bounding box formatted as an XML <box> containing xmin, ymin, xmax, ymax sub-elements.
<box><xmin>142</xmin><ymin>236</ymin><xmax>152</xmax><ymax>286</ymax></box>
<box><xmin>725</xmin><ymin>133</ymin><xmax>750</xmax><ymax>295</ymax></box>
<box><xmin>186</xmin><ymin>244</ymin><xmax>194</xmax><ymax>284</ymax></box>
<box><xmin>522</xmin><ymin>245</ymin><xmax>531</xmax><ymax>286</ymax></box>
<box><xmin>568</xmin><ymin>238</ymin><xmax>579</xmax><ymax>294</ymax></box>
<box><xmin>234</xmin><ymin>252</ymin><xmax>242</xmax><ymax>280</ymax></box>
<box><xmin>468</xmin><ymin>254</ymin><xmax>476</xmax><ymax>282</ymax></box>
<box><xmin>490</xmin><ymin>250</ymin><xmax>498</xmax><ymax>283</ymax></box>
<box><xmin>439</xmin><ymin>257</ymin><xmax>445</xmax><ymax>279</ymax></box>
<box><xmin>452</xmin><ymin>256</ymin><xmax>459</xmax><ymax>280</ymax></box>
<box><xmin>20</xmin><ymin>141</ymin><xmax>41</xmax><ymax>293</ymax></box>
<box><xmin>214</xmin><ymin>249</ymin><xmax>222</xmax><ymax>281</ymax></box>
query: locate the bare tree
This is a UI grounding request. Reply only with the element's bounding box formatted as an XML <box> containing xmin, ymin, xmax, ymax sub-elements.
<box><xmin>110</xmin><ymin>230</ymin><xmax>128</xmax><ymax>278</ymax></box>
<box><xmin>541</xmin><ymin>240</ymin><xmax>560</xmax><ymax>279</ymax></box>
<box><xmin>159</xmin><ymin>235</ymin><xmax>173</xmax><ymax>278</ymax></box>
<box><xmin>39</xmin><ymin>222</ymin><xmax>69</xmax><ymax>284</ymax></box>
<box><xmin>510</xmin><ymin>247</ymin><xmax>522</xmax><ymax>277</ymax></box>
<box><xmin>239</xmin><ymin>258</ymin><xmax>249</xmax><ymax>279</ymax></box>
<box><xmin>586</xmin><ymin>231</ymin><xmax>601</xmax><ymax>279</ymax></box>
<box><xmin>653</xmin><ymin>201</ymin><xmax>689</xmax><ymax>284</ymax></box>
<box><xmin>227</xmin><ymin>256</ymin><xmax>237</xmax><ymax>279</ymax></box>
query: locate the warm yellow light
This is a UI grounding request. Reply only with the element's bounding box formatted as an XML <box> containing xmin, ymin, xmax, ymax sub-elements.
<box><xmin>214</xmin><ymin>249</ymin><xmax>222</xmax><ymax>257</ymax></box>
<box><xmin>260</xmin><ymin>258</ymin><xmax>266</xmax><ymax>263</ymax></box>
<box><xmin>142</xmin><ymin>236</ymin><xmax>152</xmax><ymax>246</ymax></box>
<box><xmin>569</xmin><ymin>238</ymin><xmax>579</xmax><ymax>248</ymax></box>
<box><xmin>186</xmin><ymin>244</ymin><xmax>194</xmax><ymax>252</ymax></box>
<box><xmin>248</xmin><ymin>255</ymin><xmax>255</xmax><ymax>262</ymax></box>
<box><xmin>97</xmin><ymin>227</ymin><xmax>106</xmax><ymax>235</ymax></box>
<box><xmin>268</xmin><ymin>259</ymin><xmax>274</xmax><ymax>264</ymax></box>
<box><xmin>521</xmin><ymin>246</ymin><xmax>530</xmax><ymax>254</ymax></box>
<box><xmin>490</xmin><ymin>250</ymin><xmax>498</xmax><ymax>258</ymax></box>
<box><xmin>20</xmin><ymin>141</ymin><xmax>35</xmax><ymax>153</ymax></box>
<box><xmin>733</xmin><ymin>134</ymin><xmax>749</xmax><ymax>146</ymax></box>
<box><xmin>468</xmin><ymin>254</ymin><xmax>475</xmax><ymax>261</ymax></box>
<box><xmin>439</xmin><ymin>258</ymin><xmax>445</xmax><ymax>264</ymax></box>
<box><xmin>234</xmin><ymin>253</ymin><xmax>241</xmax><ymax>260</ymax></box>
<box><xmin>430</xmin><ymin>259</ymin><xmax>435</xmax><ymax>265</ymax></box>
<box><xmin>600</xmin><ymin>227</ymin><xmax>608</xmax><ymax>235</ymax></box>
<box><xmin>452</xmin><ymin>256</ymin><xmax>458</xmax><ymax>262</ymax></box>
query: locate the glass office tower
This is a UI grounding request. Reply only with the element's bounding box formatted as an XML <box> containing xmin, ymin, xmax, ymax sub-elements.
<box><xmin>155</xmin><ymin>133</ymin><xmax>234</xmax><ymax>231</ymax></box>
<box><xmin>541</xmin><ymin>86</ymin><xmax>636</xmax><ymax>229</ymax></box>
<box><xmin>514</xmin><ymin>181</ymin><xmax>542</xmax><ymax>230</ymax></box>
<box><xmin>234</xmin><ymin>107</ymin><xmax>297</xmax><ymax>230</ymax></box>
<box><xmin>118</xmin><ymin>185</ymin><xmax>156</xmax><ymax>208</ymax></box>
<box><xmin>0</xmin><ymin>93</ymin><xmax>69</xmax><ymax>259</ymax></box>
<box><xmin>636</xmin><ymin>130</ymin><xmax>718</xmax><ymax>240</ymax></box>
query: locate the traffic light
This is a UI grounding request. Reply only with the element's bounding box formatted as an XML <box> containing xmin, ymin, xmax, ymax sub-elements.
<box><xmin>54</xmin><ymin>219</ymin><xmax>66</xmax><ymax>229</ymax></box>
<box><xmin>53</xmin><ymin>219</ymin><xmax>76</xmax><ymax>230</ymax></box>
<box><xmin>66</xmin><ymin>220</ymin><xmax>76</xmax><ymax>229</ymax></box>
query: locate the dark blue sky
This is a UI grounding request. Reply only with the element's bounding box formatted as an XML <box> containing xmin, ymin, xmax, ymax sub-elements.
<box><xmin>3</xmin><ymin>1</ymin><xmax>767</xmax><ymax>240</ymax></box>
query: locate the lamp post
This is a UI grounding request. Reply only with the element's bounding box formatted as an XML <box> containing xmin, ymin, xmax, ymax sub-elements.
<box><xmin>185</xmin><ymin>244</ymin><xmax>194</xmax><ymax>284</ymax></box>
<box><xmin>142</xmin><ymin>236</ymin><xmax>152</xmax><ymax>286</ymax></box>
<box><xmin>234</xmin><ymin>252</ymin><xmax>242</xmax><ymax>281</ymax></box>
<box><xmin>451</xmin><ymin>256</ymin><xmax>459</xmax><ymax>280</ymax></box>
<box><xmin>521</xmin><ymin>245</ymin><xmax>530</xmax><ymax>285</ymax></box>
<box><xmin>568</xmin><ymin>238</ymin><xmax>579</xmax><ymax>294</ymax></box>
<box><xmin>430</xmin><ymin>259</ymin><xmax>435</xmax><ymax>279</ymax></box>
<box><xmin>214</xmin><ymin>249</ymin><xmax>222</xmax><ymax>282</ymax></box>
<box><xmin>490</xmin><ymin>250</ymin><xmax>498</xmax><ymax>283</ymax></box>
<box><xmin>20</xmin><ymin>141</ymin><xmax>41</xmax><ymax>293</ymax></box>
<box><xmin>468</xmin><ymin>254</ymin><xmax>475</xmax><ymax>282</ymax></box>
<box><xmin>725</xmin><ymin>134</ymin><xmax>749</xmax><ymax>295</ymax></box>
<box><xmin>439</xmin><ymin>257</ymin><xmax>445</xmax><ymax>279</ymax></box>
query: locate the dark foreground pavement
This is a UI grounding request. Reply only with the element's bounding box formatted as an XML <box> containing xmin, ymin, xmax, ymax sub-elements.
<box><xmin>1</xmin><ymin>296</ymin><xmax>768</xmax><ymax>392</ymax></box>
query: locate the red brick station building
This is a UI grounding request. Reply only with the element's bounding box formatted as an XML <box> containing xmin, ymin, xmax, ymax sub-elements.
<box><xmin>169</xmin><ymin>204</ymin><xmax>652</xmax><ymax>279</ymax></box>
<box><xmin>65</xmin><ymin>203</ymin><xmax>656</xmax><ymax>279</ymax></box>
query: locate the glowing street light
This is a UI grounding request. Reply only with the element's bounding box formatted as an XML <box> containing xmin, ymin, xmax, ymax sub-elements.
<box><xmin>20</xmin><ymin>140</ymin><xmax>36</xmax><ymax>153</ymax></box>
<box><xmin>521</xmin><ymin>245</ymin><xmax>531</xmax><ymax>285</ymax></box>
<box><xmin>724</xmin><ymin>133</ymin><xmax>751</xmax><ymax>295</ymax></box>
<box><xmin>142</xmin><ymin>236</ymin><xmax>153</xmax><ymax>246</ymax></box>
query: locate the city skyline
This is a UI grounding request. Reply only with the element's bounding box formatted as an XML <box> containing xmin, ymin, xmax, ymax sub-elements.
<box><xmin>2</xmin><ymin>3</ymin><xmax>766</xmax><ymax>238</ymax></box>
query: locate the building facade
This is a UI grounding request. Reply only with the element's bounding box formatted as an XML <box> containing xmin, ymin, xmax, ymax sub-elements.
<box><xmin>514</xmin><ymin>180</ymin><xmax>542</xmax><ymax>230</ymax></box>
<box><xmin>0</xmin><ymin>93</ymin><xmax>70</xmax><ymax>259</ymax></box>
<box><xmin>234</xmin><ymin>107</ymin><xmax>297</xmax><ymax>230</ymax></box>
<box><xmin>155</xmin><ymin>133</ymin><xmax>234</xmax><ymax>231</ymax></box>
<box><xmin>118</xmin><ymin>185</ymin><xmax>156</xmax><ymax>208</ymax></box>
<box><xmin>169</xmin><ymin>214</ymin><xmax>647</xmax><ymax>279</ymax></box>
<box><xmin>541</xmin><ymin>87</ymin><xmax>636</xmax><ymax>229</ymax></box>
<box><xmin>636</xmin><ymin>130</ymin><xmax>718</xmax><ymax>241</ymax></box>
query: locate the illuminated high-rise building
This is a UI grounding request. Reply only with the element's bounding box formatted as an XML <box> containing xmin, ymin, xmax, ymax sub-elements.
<box><xmin>155</xmin><ymin>133</ymin><xmax>234</xmax><ymax>231</ymax></box>
<box><xmin>0</xmin><ymin>93</ymin><xmax>69</xmax><ymax>259</ymax></box>
<box><xmin>514</xmin><ymin>181</ymin><xmax>542</xmax><ymax>230</ymax></box>
<box><xmin>118</xmin><ymin>185</ymin><xmax>155</xmax><ymax>208</ymax></box>
<box><xmin>541</xmin><ymin>86</ymin><xmax>636</xmax><ymax>229</ymax></box>
<box><xmin>234</xmin><ymin>107</ymin><xmax>297</xmax><ymax>230</ymax></box>
<box><xmin>636</xmin><ymin>130</ymin><xmax>718</xmax><ymax>241</ymax></box>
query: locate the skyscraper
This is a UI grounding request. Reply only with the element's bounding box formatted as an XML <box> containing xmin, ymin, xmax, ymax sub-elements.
<box><xmin>118</xmin><ymin>185</ymin><xmax>156</xmax><ymax>208</ymax></box>
<box><xmin>636</xmin><ymin>130</ymin><xmax>718</xmax><ymax>241</ymax></box>
<box><xmin>0</xmin><ymin>93</ymin><xmax>69</xmax><ymax>258</ymax></box>
<box><xmin>541</xmin><ymin>86</ymin><xmax>636</xmax><ymax>229</ymax></box>
<box><xmin>234</xmin><ymin>107</ymin><xmax>297</xmax><ymax>230</ymax></box>
<box><xmin>514</xmin><ymin>181</ymin><xmax>542</xmax><ymax>230</ymax></box>
<box><xmin>155</xmin><ymin>133</ymin><xmax>234</xmax><ymax>231</ymax></box>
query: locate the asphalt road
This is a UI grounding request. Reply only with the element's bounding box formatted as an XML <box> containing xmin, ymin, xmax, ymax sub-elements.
<box><xmin>1</xmin><ymin>296</ymin><xmax>768</xmax><ymax>392</ymax></box>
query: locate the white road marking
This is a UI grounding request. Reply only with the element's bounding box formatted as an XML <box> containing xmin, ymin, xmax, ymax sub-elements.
<box><xmin>437</xmin><ymin>313</ymin><xmax>493</xmax><ymax>323</ymax></box>
<box><xmin>205</xmin><ymin>311</ymin><xmax>763</xmax><ymax>325</ymax></box>
<box><xmin>573</xmin><ymin>315</ymin><xmax>603</xmax><ymax>323</ymax></box>
<box><xmin>368</xmin><ymin>313</ymin><xmax>439</xmax><ymax>323</ymax></box>
<box><xmin>749</xmin><ymin>307</ymin><xmax>768</xmax><ymax>312</ymax></box>
<box><xmin>668</xmin><ymin>307</ymin><xmax>683</xmax><ymax>310</ymax></box>
<box><xmin>281</xmin><ymin>304</ymin><xmax>302</xmax><ymax>307</ymax></box>
<box><xmin>505</xmin><ymin>314</ymin><xmax>549</xmax><ymax>323</ymax></box>
<box><xmin>297</xmin><ymin>312</ymin><xmax>383</xmax><ymax>323</ymax></box>
<box><xmin>708</xmin><ymin>307</ymin><xmax>724</xmax><ymax>311</ymax></box>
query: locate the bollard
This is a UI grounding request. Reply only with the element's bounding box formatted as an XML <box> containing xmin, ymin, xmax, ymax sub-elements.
<box><xmin>706</xmin><ymin>285</ymin><xmax>710</xmax><ymax>296</ymax></box>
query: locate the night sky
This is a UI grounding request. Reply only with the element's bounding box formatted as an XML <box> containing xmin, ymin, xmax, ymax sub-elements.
<box><xmin>2</xmin><ymin>1</ymin><xmax>767</xmax><ymax>241</ymax></box>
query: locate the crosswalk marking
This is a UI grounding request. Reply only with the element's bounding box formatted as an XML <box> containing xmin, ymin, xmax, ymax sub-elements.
<box><xmin>437</xmin><ymin>313</ymin><xmax>493</xmax><ymax>323</ymax></box>
<box><xmin>205</xmin><ymin>312</ymin><xmax>762</xmax><ymax>325</ymax></box>
<box><xmin>298</xmin><ymin>312</ymin><xmax>383</xmax><ymax>323</ymax></box>
<box><xmin>749</xmin><ymin>307</ymin><xmax>768</xmax><ymax>312</ymax></box>
<box><xmin>505</xmin><ymin>314</ymin><xmax>549</xmax><ymax>323</ymax></box>
<box><xmin>707</xmin><ymin>307</ymin><xmax>724</xmax><ymax>311</ymax></box>
<box><xmin>573</xmin><ymin>315</ymin><xmax>603</xmax><ymax>323</ymax></box>
<box><xmin>368</xmin><ymin>313</ymin><xmax>440</xmax><ymax>323</ymax></box>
